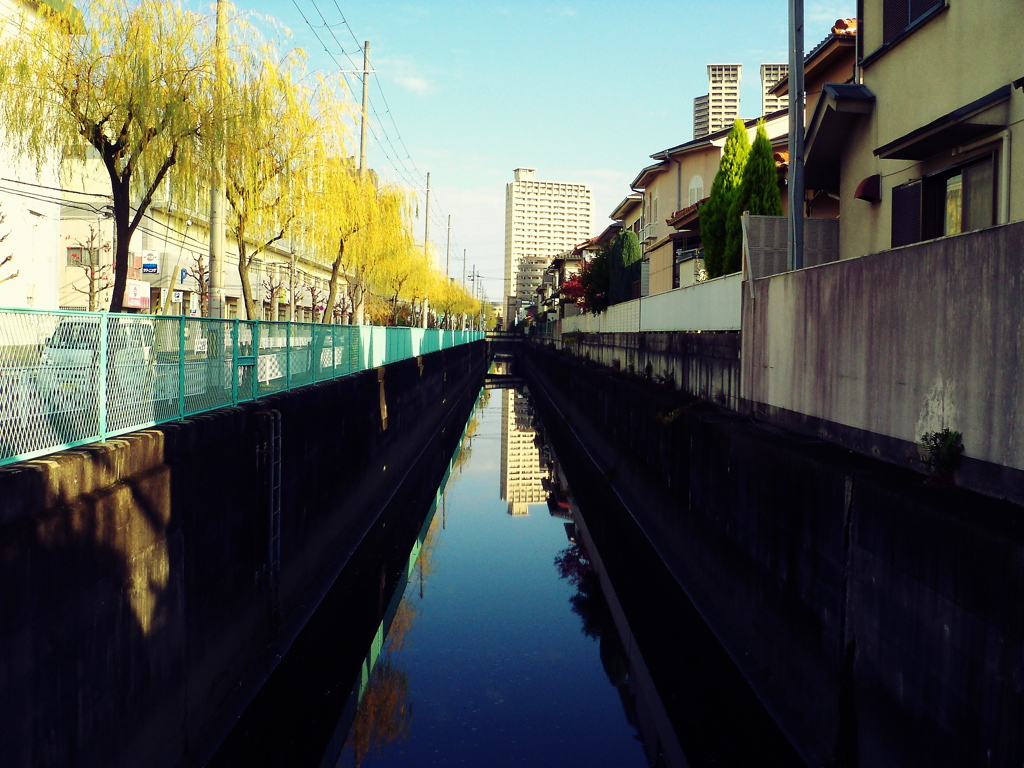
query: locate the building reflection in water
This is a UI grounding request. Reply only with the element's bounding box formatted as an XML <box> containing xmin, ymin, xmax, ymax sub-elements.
<box><xmin>499</xmin><ymin>387</ymin><xmax>549</xmax><ymax>515</ymax></box>
<box><xmin>332</xmin><ymin>385</ymin><xmax>798</xmax><ymax>768</ymax></box>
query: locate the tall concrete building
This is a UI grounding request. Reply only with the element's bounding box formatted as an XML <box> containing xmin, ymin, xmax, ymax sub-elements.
<box><xmin>760</xmin><ymin>63</ymin><xmax>789</xmax><ymax>115</ymax></box>
<box><xmin>503</xmin><ymin>168</ymin><xmax>592</xmax><ymax>323</ymax></box>
<box><xmin>693</xmin><ymin>64</ymin><xmax>742</xmax><ymax>139</ymax></box>
<box><xmin>693</xmin><ymin>94</ymin><xmax>710</xmax><ymax>139</ymax></box>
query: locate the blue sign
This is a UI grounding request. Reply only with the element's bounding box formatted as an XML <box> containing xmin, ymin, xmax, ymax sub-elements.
<box><xmin>142</xmin><ymin>263</ymin><xmax>159</xmax><ymax>274</ymax></box>
<box><xmin>180</xmin><ymin>268</ymin><xmax>188</xmax><ymax>284</ymax></box>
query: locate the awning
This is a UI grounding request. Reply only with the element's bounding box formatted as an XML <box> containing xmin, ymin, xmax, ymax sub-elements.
<box><xmin>666</xmin><ymin>197</ymin><xmax>708</xmax><ymax>230</ymax></box>
<box><xmin>804</xmin><ymin>83</ymin><xmax>875</xmax><ymax>191</ymax></box>
<box><xmin>874</xmin><ymin>84</ymin><xmax>1011</xmax><ymax>160</ymax></box>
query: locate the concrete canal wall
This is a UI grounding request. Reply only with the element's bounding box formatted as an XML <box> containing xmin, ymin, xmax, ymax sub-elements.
<box><xmin>541</xmin><ymin>330</ymin><xmax>742</xmax><ymax>410</ymax></box>
<box><xmin>524</xmin><ymin>343</ymin><xmax>1024</xmax><ymax>768</ymax></box>
<box><xmin>0</xmin><ymin>341</ymin><xmax>487</xmax><ymax>768</ymax></box>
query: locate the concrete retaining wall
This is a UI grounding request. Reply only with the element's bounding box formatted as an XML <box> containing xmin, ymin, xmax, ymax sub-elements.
<box><xmin>543</xmin><ymin>331</ymin><xmax>741</xmax><ymax>410</ymax></box>
<box><xmin>525</xmin><ymin>343</ymin><xmax>1024</xmax><ymax>768</ymax></box>
<box><xmin>0</xmin><ymin>341</ymin><xmax>487</xmax><ymax>768</ymax></box>
<box><xmin>742</xmin><ymin>219</ymin><xmax>1024</xmax><ymax>504</ymax></box>
<box><xmin>560</xmin><ymin>271</ymin><xmax>742</xmax><ymax>334</ymax></box>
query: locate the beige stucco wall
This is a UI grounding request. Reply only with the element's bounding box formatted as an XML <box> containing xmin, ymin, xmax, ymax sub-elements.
<box><xmin>647</xmin><ymin>238</ymin><xmax>674</xmax><ymax>294</ymax></box>
<box><xmin>839</xmin><ymin>0</ymin><xmax>1024</xmax><ymax>260</ymax></box>
<box><xmin>804</xmin><ymin>46</ymin><xmax>856</xmax><ymax>119</ymax></box>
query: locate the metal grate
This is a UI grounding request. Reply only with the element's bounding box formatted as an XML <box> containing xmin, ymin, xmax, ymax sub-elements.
<box><xmin>0</xmin><ymin>308</ymin><xmax>483</xmax><ymax>467</ymax></box>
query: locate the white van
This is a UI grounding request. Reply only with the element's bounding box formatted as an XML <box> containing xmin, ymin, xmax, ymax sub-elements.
<box><xmin>37</xmin><ymin>316</ymin><xmax>154</xmax><ymax>406</ymax></box>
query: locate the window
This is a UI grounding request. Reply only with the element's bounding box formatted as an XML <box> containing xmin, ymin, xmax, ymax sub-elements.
<box><xmin>883</xmin><ymin>0</ymin><xmax>942</xmax><ymax>44</ymax></box>
<box><xmin>67</xmin><ymin>247</ymin><xmax>92</xmax><ymax>266</ymax></box>
<box><xmin>891</xmin><ymin>154</ymin><xmax>995</xmax><ymax>248</ymax></box>
<box><xmin>689</xmin><ymin>176</ymin><xmax>704</xmax><ymax>206</ymax></box>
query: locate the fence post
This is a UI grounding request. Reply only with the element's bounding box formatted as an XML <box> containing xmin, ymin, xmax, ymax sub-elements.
<box><xmin>231</xmin><ymin>319</ymin><xmax>239</xmax><ymax>405</ymax></box>
<box><xmin>97</xmin><ymin>315</ymin><xmax>108</xmax><ymax>440</ymax></box>
<box><xmin>178</xmin><ymin>315</ymin><xmax>186</xmax><ymax>420</ymax></box>
<box><xmin>252</xmin><ymin>320</ymin><xmax>260</xmax><ymax>400</ymax></box>
<box><xmin>286</xmin><ymin>321</ymin><xmax>291</xmax><ymax>390</ymax></box>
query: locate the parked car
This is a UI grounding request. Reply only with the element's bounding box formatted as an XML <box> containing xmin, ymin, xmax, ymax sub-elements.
<box><xmin>37</xmin><ymin>316</ymin><xmax>154</xmax><ymax>407</ymax></box>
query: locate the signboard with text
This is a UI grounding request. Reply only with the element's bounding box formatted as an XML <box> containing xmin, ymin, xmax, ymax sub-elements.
<box><xmin>123</xmin><ymin>279</ymin><xmax>150</xmax><ymax>310</ymax></box>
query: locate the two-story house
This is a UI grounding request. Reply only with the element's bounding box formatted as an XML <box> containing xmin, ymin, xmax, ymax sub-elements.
<box><xmin>804</xmin><ymin>0</ymin><xmax>1023</xmax><ymax>258</ymax></box>
<box><xmin>636</xmin><ymin>110</ymin><xmax>789</xmax><ymax>295</ymax></box>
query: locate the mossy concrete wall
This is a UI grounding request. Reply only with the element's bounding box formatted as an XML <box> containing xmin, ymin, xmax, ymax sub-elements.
<box><xmin>0</xmin><ymin>341</ymin><xmax>486</xmax><ymax>768</ymax></box>
<box><xmin>542</xmin><ymin>330</ymin><xmax>741</xmax><ymax>409</ymax></box>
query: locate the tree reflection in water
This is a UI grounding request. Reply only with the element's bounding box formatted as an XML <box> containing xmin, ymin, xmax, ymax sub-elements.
<box><xmin>554</xmin><ymin>534</ymin><xmax>637</xmax><ymax>728</ymax></box>
<box><xmin>344</xmin><ymin>657</ymin><xmax>412</xmax><ymax>768</ymax></box>
<box><xmin>343</xmin><ymin>506</ymin><xmax>447</xmax><ymax>766</ymax></box>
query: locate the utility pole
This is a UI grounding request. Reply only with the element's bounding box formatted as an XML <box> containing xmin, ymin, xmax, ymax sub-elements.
<box><xmin>424</xmin><ymin>172</ymin><xmax>431</xmax><ymax>254</ymax></box>
<box><xmin>445</xmin><ymin>215</ymin><xmax>451</xmax><ymax>278</ymax></box>
<box><xmin>208</xmin><ymin>0</ymin><xmax>227</xmax><ymax>319</ymax></box>
<box><xmin>788</xmin><ymin>0</ymin><xmax>805</xmax><ymax>271</ymax></box>
<box><xmin>358</xmin><ymin>41</ymin><xmax>370</xmax><ymax>173</ymax></box>
<box><xmin>462</xmin><ymin>249</ymin><xmax>466</xmax><ymax>286</ymax></box>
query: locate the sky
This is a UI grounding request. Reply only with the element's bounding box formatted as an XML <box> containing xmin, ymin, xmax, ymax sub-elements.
<box><xmin>233</xmin><ymin>0</ymin><xmax>855</xmax><ymax>303</ymax></box>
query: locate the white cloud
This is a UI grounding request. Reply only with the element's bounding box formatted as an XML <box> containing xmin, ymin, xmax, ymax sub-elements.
<box><xmin>395</xmin><ymin>76</ymin><xmax>432</xmax><ymax>94</ymax></box>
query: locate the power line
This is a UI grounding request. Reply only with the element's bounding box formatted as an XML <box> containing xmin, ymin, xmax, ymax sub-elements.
<box><xmin>289</xmin><ymin>2</ymin><xmax>475</xmax><ymax>266</ymax></box>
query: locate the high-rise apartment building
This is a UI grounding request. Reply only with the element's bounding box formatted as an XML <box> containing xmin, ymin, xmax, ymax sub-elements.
<box><xmin>693</xmin><ymin>94</ymin><xmax>710</xmax><ymax>140</ymax></box>
<box><xmin>693</xmin><ymin>64</ymin><xmax>742</xmax><ymax>139</ymax></box>
<box><xmin>503</xmin><ymin>168</ymin><xmax>592</xmax><ymax>322</ymax></box>
<box><xmin>760</xmin><ymin>63</ymin><xmax>788</xmax><ymax>115</ymax></box>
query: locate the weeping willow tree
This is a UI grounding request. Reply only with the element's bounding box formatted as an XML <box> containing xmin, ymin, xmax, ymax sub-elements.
<box><xmin>341</xmin><ymin>186</ymin><xmax>412</xmax><ymax>325</ymax></box>
<box><xmin>307</xmin><ymin>167</ymin><xmax>411</xmax><ymax>325</ymax></box>
<box><xmin>0</xmin><ymin>0</ymin><xmax>213</xmax><ymax>311</ymax></box>
<box><xmin>216</xmin><ymin>17</ymin><xmax>325</xmax><ymax>321</ymax></box>
<box><xmin>377</xmin><ymin>244</ymin><xmax>433</xmax><ymax>325</ymax></box>
<box><xmin>429</xmin><ymin>276</ymin><xmax>479</xmax><ymax>329</ymax></box>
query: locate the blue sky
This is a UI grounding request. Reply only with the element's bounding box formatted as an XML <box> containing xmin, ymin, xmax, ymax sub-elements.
<box><xmin>236</xmin><ymin>0</ymin><xmax>854</xmax><ymax>301</ymax></box>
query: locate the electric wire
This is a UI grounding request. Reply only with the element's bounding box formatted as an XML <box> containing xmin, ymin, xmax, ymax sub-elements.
<box><xmin>292</xmin><ymin>0</ymin><xmax>476</xmax><ymax>274</ymax></box>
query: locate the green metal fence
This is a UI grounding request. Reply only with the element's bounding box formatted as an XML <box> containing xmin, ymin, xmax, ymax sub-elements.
<box><xmin>0</xmin><ymin>308</ymin><xmax>483</xmax><ymax>467</ymax></box>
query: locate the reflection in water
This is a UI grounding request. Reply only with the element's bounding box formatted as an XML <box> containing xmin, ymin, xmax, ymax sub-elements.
<box><xmin>339</xmin><ymin>449</ymin><xmax>453</xmax><ymax>768</ymax></box>
<box><xmin>345</xmin><ymin>659</ymin><xmax>412</xmax><ymax>768</ymax></box>
<box><xmin>554</xmin><ymin>528</ymin><xmax>638</xmax><ymax>728</ymax></box>
<box><xmin>499</xmin><ymin>388</ymin><xmax>548</xmax><ymax>515</ymax></box>
<box><xmin>332</xmin><ymin>384</ymin><xmax>800</xmax><ymax>767</ymax></box>
<box><xmin>337</xmin><ymin>386</ymin><xmax>648</xmax><ymax>768</ymax></box>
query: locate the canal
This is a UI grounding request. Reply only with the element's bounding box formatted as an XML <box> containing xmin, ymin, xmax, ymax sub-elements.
<box><xmin>212</xmin><ymin>383</ymin><xmax>803</xmax><ymax>767</ymax></box>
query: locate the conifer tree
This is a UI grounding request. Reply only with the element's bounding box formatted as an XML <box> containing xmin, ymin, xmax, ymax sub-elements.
<box><xmin>724</xmin><ymin>121</ymin><xmax>782</xmax><ymax>275</ymax></box>
<box><xmin>698</xmin><ymin>120</ymin><xmax>750</xmax><ymax>279</ymax></box>
<box><xmin>608</xmin><ymin>229</ymin><xmax>642</xmax><ymax>304</ymax></box>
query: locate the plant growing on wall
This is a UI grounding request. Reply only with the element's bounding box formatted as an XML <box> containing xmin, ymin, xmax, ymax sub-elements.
<box><xmin>699</xmin><ymin>120</ymin><xmax>749</xmax><ymax>279</ymax></box>
<box><xmin>724</xmin><ymin>120</ymin><xmax>782</xmax><ymax>275</ymax></box>
<box><xmin>919</xmin><ymin>428</ymin><xmax>964</xmax><ymax>485</ymax></box>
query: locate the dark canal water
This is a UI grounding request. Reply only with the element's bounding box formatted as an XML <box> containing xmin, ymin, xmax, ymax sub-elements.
<box><xmin>212</xmin><ymin>383</ymin><xmax>804</xmax><ymax>767</ymax></box>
